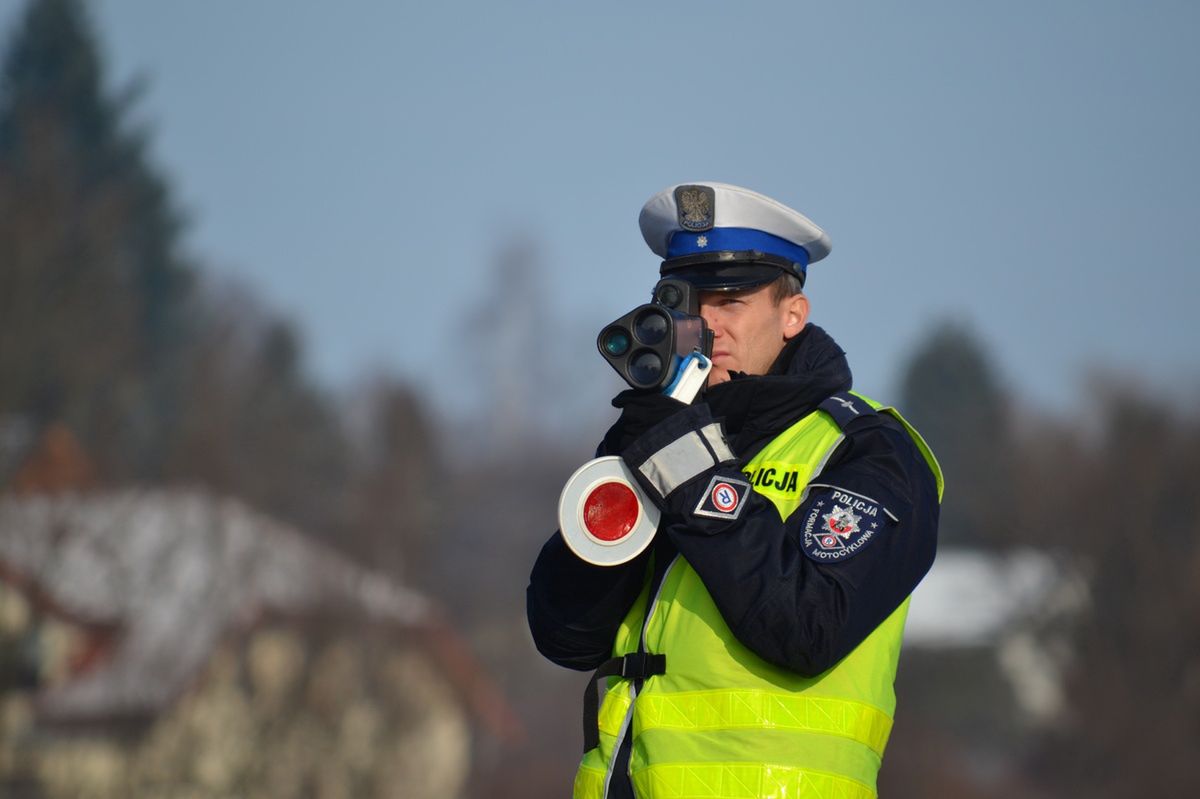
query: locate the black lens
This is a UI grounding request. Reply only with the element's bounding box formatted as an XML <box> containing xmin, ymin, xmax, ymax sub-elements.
<box><xmin>633</xmin><ymin>309</ymin><xmax>669</xmax><ymax>345</ymax></box>
<box><xmin>600</xmin><ymin>327</ymin><xmax>631</xmax><ymax>357</ymax></box>
<box><xmin>628</xmin><ymin>350</ymin><xmax>664</xmax><ymax>386</ymax></box>
<box><xmin>656</xmin><ymin>284</ymin><xmax>683</xmax><ymax>309</ymax></box>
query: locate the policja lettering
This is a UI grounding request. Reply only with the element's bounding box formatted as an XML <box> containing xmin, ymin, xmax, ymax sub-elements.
<box><xmin>831</xmin><ymin>489</ymin><xmax>878</xmax><ymax>518</ymax></box>
<box><xmin>743</xmin><ymin>465</ymin><xmax>800</xmax><ymax>493</ymax></box>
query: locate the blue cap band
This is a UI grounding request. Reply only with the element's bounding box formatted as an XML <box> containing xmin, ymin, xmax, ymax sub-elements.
<box><xmin>667</xmin><ymin>227</ymin><xmax>811</xmax><ymax>268</ymax></box>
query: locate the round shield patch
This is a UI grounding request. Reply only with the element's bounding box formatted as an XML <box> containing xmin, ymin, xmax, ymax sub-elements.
<box><xmin>800</xmin><ymin>486</ymin><xmax>890</xmax><ymax>563</ymax></box>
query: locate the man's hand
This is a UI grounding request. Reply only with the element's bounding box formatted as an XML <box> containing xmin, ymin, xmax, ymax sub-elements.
<box><xmin>601</xmin><ymin>390</ymin><xmax>688</xmax><ymax>455</ymax></box>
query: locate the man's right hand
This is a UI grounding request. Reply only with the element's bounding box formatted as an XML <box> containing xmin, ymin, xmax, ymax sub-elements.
<box><xmin>601</xmin><ymin>390</ymin><xmax>688</xmax><ymax>455</ymax></box>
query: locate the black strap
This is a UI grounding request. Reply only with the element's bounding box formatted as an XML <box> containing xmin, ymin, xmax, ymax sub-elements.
<box><xmin>582</xmin><ymin>652</ymin><xmax>666</xmax><ymax>752</ymax></box>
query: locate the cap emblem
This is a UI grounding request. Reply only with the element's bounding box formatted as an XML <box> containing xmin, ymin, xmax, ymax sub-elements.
<box><xmin>675</xmin><ymin>185</ymin><xmax>715</xmax><ymax>232</ymax></box>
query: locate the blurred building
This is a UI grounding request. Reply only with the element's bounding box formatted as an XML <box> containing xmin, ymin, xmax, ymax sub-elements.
<box><xmin>906</xmin><ymin>546</ymin><xmax>1086</xmax><ymax>724</ymax></box>
<box><xmin>0</xmin><ymin>430</ymin><xmax>520</xmax><ymax>798</ymax></box>
<box><xmin>879</xmin><ymin>548</ymin><xmax>1087</xmax><ymax>797</ymax></box>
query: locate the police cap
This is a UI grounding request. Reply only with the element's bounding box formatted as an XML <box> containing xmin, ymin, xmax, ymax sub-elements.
<box><xmin>639</xmin><ymin>182</ymin><xmax>831</xmax><ymax>290</ymax></box>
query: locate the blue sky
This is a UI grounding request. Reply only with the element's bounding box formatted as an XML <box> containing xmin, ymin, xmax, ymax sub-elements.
<box><xmin>5</xmin><ymin>1</ymin><xmax>1197</xmax><ymax>427</ymax></box>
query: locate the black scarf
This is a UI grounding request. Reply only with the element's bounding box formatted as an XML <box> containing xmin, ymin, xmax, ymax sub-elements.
<box><xmin>703</xmin><ymin>323</ymin><xmax>853</xmax><ymax>460</ymax></box>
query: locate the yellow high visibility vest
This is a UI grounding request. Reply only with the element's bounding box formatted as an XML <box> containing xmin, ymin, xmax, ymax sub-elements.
<box><xmin>574</xmin><ymin>393</ymin><xmax>943</xmax><ymax>799</ymax></box>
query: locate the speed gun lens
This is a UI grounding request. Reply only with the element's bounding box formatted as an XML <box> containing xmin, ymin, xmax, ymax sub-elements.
<box><xmin>629</xmin><ymin>350</ymin><xmax>664</xmax><ymax>386</ymax></box>
<box><xmin>600</xmin><ymin>327</ymin><xmax>631</xmax><ymax>357</ymax></box>
<box><xmin>655</xmin><ymin>283</ymin><xmax>683</xmax><ymax>309</ymax></box>
<box><xmin>633</xmin><ymin>309</ymin><xmax>669</xmax><ymax>345</ymax></box>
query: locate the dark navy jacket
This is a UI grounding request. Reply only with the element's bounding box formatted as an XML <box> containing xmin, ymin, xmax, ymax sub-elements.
<box><xmin>527</xmin><ymin>324</ymin><xmax>940</xmax><ymax>678</ymax></box>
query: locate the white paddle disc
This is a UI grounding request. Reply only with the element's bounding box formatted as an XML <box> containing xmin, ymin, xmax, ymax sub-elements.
<box><xmin>557</xmin><ymin>456</ymin><xmax>660</xmax><ymax>566</ymax></box>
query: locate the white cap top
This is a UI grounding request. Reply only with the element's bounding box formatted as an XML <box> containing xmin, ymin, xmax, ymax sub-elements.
<box><xmin>639</xmin><ymin>182</ymin><xmax>832</xmax><ymax>268</ymax></box>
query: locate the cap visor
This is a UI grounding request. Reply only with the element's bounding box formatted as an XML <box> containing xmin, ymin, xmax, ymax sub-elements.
<box><xmin>660</xmin><ymin>262</ymin><xmax>787</xmax><ymax>291</ymax></box>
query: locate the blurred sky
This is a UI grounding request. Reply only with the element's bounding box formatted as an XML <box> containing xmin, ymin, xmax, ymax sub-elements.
<box><xmin>4</xmin><ymin>0</ymin><xmax>1197</xmax><ymax>421</ymax></box>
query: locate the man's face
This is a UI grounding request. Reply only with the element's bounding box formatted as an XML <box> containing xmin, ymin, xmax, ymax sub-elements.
<box><xmin>698</xmin><ymin>283</ymin><xmax>809</xmax><ymax>385</ymax></box>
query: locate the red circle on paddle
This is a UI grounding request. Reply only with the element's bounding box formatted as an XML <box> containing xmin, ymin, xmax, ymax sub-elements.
<box><xmin>583</xmin><ymin>481</ymin><xmax>639</xmax><ymax>541</ymax></box>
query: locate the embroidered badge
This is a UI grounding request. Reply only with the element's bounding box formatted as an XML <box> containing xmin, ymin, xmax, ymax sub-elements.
<box><xmin>675</xmin><ymin>185</ymin><xmax>715</xmax><ymax>232</ymax></box>
<box><xmin>693</xmin><ymin>475</ymin><xmax>751</xmax><ymax>521</ymax></box>
<box><xmin>800</xmin><ymin>486</ymin><xmax>889</xmax><ymax>562</ymax></box>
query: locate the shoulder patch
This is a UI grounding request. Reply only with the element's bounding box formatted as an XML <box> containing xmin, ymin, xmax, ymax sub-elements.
<box><xmin>799</xmin><ymin>485</ymin><xmax>889</xmax><ymax>563</ymax></box>
<box><xmin>818</xmin><ymin>392</ymin><xmax>877</xmax><ymax>431</ymax></box>
<box><xmin>693</xmin><ymin>475</ymin><xmax>752</xmax><ymax>521</ymax></box>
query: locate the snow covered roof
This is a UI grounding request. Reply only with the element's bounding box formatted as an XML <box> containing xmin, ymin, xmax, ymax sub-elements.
<box><xmin>0</xmin><ymin>415</ymin><xmax>35</xmax><ymax>489</ymax></box>
<box><xmin>0</xmin><ymin>488</ymin><xmax>432</xmax><ymax>721</ymax></box>
<box><xmin>904</xmin><ymin>547</ymin><xmax>1083</xmax><ymax>648</ymax></box>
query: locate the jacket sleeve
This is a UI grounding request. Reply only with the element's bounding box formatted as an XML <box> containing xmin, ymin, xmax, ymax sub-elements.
<box><xmin>526</xmin><ymin>434</ymin><xmax>657</xmax><ymax>672</ymax></box>
<box><xmin>622</xmin><ymin>406</ymin><xmax>940</xmax><ymax>677</ymax></box>
<box><xmin>526</xmin><ymin>526</ymin><xmax>651</xmax><ymax>672</ymax></box>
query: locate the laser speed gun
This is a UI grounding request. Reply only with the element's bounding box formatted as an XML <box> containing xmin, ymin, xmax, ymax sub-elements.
<box><xmin>596</xmin><ymin>278</ymin><xmax>714</xmax><ymax>402</ymax></box>
<box><xmin>558</xmin><ymin>279</ymin><xmax>714</xmax><ymax>566</ymax></box>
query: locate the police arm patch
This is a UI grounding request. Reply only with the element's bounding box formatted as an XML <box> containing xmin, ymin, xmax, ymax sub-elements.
<box><xmin>692</xmin><ymin>475</ymin><xmax>752</xmax><ymax>521</ymax></box>
<box><xmin>799</xmin><ymin>485</ymin><xmax>890</xmax><ymax>563</ymax></box>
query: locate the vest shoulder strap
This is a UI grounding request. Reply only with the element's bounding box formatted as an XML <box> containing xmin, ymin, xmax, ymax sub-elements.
<box><xmin>817</xmin><ymin>391</ymin><xmax>880</xmax><ymax>432</ymax></box>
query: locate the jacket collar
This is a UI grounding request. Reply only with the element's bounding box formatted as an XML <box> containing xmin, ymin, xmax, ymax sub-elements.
<box><xmin>703</xmin><ymin>324</ymin><xmax>852</xmax><ymax>456</ymax></box>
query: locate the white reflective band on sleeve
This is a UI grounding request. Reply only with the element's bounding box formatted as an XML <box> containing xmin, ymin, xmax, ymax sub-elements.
<box><xmin>638</xmin><ymin>425</ymin><xmax>729</xmax><ymax>498</ymax></box>
<box><xmin>699</xmin><ymin>422</ymin><xmax>735</xmax><ymax>463</ymax></box>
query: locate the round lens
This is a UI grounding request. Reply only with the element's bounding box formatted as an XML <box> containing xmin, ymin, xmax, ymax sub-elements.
<box><xmin>600</xmin><ymin>327</ymin><xmax>631</xmax><ymax>357</ymax></box>
<box><xmin>628</xmin><ymin>350</ymin><xmax>663</xmax><ymax>386</ymax></box>
<box><xmin>656</xmin><ymin>284</ymin><xmax>683</xmax><ymax>309</ymax></box>
<box><xmin>633</xmin><ymin>309</ymin><xmax>669</xmax><ymax>345</ymax></box>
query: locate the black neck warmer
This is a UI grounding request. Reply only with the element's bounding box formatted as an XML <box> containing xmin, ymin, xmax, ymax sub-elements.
<box><xmin>703</xmin><ymin>323</ymin><xmax>853</xmax><ymax>459</ymax></box>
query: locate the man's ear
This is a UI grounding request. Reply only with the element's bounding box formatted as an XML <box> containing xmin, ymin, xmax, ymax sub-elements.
<box><xmin>782</xmin><ymin>293</ymin><xmax>809</xmax><ymax>340</ymax></box>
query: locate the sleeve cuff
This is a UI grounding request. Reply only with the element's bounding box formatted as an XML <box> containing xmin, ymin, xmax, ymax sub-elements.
<box><xmin>621</xmin><ymin>404</ymin><xmax>737</xmax><ymax>501</ymax></box>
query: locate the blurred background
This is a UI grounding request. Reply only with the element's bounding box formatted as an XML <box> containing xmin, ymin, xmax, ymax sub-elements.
<box><xmin>0</xmin><ymin>0</ymin><xmax>1197</xmax><ymax>796</ymax></box>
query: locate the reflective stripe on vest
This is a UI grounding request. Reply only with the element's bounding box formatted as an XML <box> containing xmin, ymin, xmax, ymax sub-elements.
<box><xmin>632</xmin><ymin>763</ymin><xmax>876</xmax><ymax>799</ymax></box>
<box><xmin>580</xmin><ymin>762</ymin><xmax>876</xmax><ymax>799</ymax></box>
<box><xmin>635</xmin><ymin>690</ymin><xmax>892</xmax><ymax>758</ymax></box>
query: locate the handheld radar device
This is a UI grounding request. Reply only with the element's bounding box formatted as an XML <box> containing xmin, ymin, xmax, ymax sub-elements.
<box><xmin>596</xmin><ymin>278</ymin><xmax>713</xmax><ymax>398</ymax></box>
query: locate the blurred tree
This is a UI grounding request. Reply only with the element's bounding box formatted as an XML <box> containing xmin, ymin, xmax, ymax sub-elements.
<box><xmin>0</xmin><ymin>1</ymin><xmax>360</xmax><ymax>546</ymax></box>
<box><xmin>0</xmin><ymin>0</ymin><xmax>193</xmax><ymax>478</ymax></box>
<box><xmin>899</xmin><ymin>320</ymin><xmax>1017</xmax><ymax>548</ymax></box>
<box><xmin>344</xmin><ymin>377</ymin><xmax>439</xmax><ymax>582</ymax></box>
<box><xmin>462</xmin><ymin>234</ymin><xmax>548</xmax><ymax>455</ymax></box>
<box><xmin>1018</xmin><ymin>383</ymin><xmax>1200</xmax><ymax>797</ymax></box>
<box><xmin>162</xmin><ymin>276</ymin><xmax>353</xmax><ymax>543</ymax></box>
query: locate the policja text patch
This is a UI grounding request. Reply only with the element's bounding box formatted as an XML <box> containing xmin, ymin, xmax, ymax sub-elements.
<box><xmin>693</xmin><ymin>475</ymin><xmax>752</xmax><ymax>521</ymax></box>
<box><xmin>800</xmin><ymin>485</ymin><xmax>890</xmax><ymax>562</ymax></box>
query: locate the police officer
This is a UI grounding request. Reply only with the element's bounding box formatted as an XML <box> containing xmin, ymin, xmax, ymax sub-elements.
<box><xmin>527</xmin><ymin>182</ymin><xmax>943</xmax><ymax>799</ymax></box>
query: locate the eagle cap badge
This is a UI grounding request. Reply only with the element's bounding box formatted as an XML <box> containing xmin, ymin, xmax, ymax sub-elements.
<box><xmin>675</xmin><ymin>185</ymin><xmax>715</xmax><ymax>232</ymax></box>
